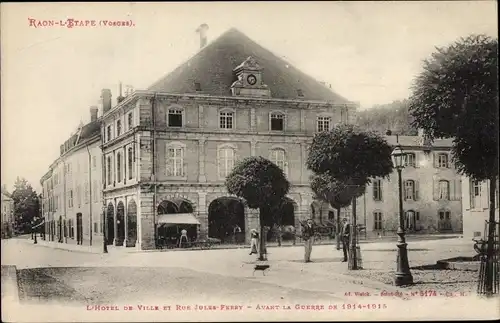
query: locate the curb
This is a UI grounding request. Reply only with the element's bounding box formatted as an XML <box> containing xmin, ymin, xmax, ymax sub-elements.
<box><xmin>16</xmin><ymin>239</ymin><xmax>102</xmax><ymax>255</ymax></box>
<box><xmin>1</xmin><ymin>265</ymin><xmax>20</xmax><ymax>302</ymax></box>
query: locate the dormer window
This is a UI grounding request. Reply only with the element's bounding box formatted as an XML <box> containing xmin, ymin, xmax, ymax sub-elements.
<box><xmin>297</xmin><ymin>89</ymin><xmax>304</xmax><ymax>97</ymax></box>
<box><xmin>194</xmin><ymin>82</ymin><xmax>202</xmax><ymax>91</ymax></box>
<box><xmin>168</xmin><ymin>108</ymin><xmax>183</xmax><ymax>127</ymax></box>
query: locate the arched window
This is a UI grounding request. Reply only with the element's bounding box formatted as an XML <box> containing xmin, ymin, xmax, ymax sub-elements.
<box><xmin>270</xmin><ymin>148</ymin><xmax>287</xmax><ymax>173</ymax></box>
<box><xmin>166</xmin><ymin>143</ymin><xmax>185</xmax><ymax>177</ymax></box>
<box><xmin>438</xmin><ymin>180</ymin><xmax>450</xmax><ymax>200</ymax></box>
<box><xmin>219</xmin><ymin>109</ymin><xmax>234</xmax><ymax>129</ymax></box>
<box><xmin>218</xmin><ymin>145</ymin><xmax>236</xmax><ymax>178</ymax></box>
<box><xmin>116</xmin><ymin>153</ymin><xmax>122</xmax><ymax>183</ymax></box>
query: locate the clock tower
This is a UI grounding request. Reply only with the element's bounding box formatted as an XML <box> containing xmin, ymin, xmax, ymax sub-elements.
<box><xmin>230</xmin><ymin>56</ymin><xmax>271</xmax><ymax>98</ymax></box>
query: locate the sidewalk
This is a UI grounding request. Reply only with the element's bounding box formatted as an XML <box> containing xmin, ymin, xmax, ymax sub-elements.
<box><xmin>17</xmin><ymin>236</ymin><xmax>104</xmax><ymax>254</ymax></box>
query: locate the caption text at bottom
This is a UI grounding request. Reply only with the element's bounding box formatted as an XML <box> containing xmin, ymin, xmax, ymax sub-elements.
<box><xmin>86</xmin><ymin>304</ymin><xmax>389</xmax><ymax>312</ymax></box>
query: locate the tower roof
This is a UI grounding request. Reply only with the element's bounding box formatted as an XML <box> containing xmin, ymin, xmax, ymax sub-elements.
<box><xmin>148</xmin><ymin>28</ymin><xmax>351</xmax><ymax>103</ymax></box>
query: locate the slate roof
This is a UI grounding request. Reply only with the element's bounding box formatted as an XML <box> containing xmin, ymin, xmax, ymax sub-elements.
<box><xmin>385</xmin><ymin>135</ymin><xmax>453</xmax><ymax>148</ymax></box>
<box><xmin>148</xmin><ymin>28</ymin><xmax>351</xmax><ymax>103</ymax></box>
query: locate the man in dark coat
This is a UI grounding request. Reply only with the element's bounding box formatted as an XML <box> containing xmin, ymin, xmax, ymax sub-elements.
<box><xmin>341</xmin><ymin>218</ymin><xmax>350</xmax><ymax>262</ymax></box>
<box><xmin>301</xmin><ymin>219</ymin><xmax>316</xmax><ymax>263</ymax></box>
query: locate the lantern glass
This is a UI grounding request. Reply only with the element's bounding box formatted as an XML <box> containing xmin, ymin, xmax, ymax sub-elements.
<box><xmin>391</xmin><ymin>146</ymin><xmax>406</xmax><ymax>169</ymax></box>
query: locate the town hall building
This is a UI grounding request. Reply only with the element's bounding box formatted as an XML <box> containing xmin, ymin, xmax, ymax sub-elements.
<box><xmin>100</xmin><ymin>26</ymin><xmax>358</xmax><ymax>250</ymax></box>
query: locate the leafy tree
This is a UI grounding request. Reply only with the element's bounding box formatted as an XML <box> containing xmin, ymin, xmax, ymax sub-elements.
<box><xmin>408</xmin><ymin>34</ymin><xmax>498</xmax><ymax>294</ymax></box>
<box><xmin>310</xmin><ymin>173</ymin><xmax>360</xmax><ymax>249</ymax></box>
<box><xmin>226</xmin><ymin>156</ymin><xmax>290</xmax><ymax>260</ymax></box>
<box><xmin>11</xmin><ymin>177</ymin><xmax>40</xmax><ymax>234</ymax></box>
<box><xmin>307</xmin><ymin>124</ymin><xmax>393</xmax><ymax>269</ymax></box>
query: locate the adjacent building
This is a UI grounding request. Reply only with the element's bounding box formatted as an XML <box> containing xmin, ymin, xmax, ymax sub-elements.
<box><xmin>99</xmin><ymin>27</ymin><xmax>358</xmax><ymax>250</ymax></box>
<box><xmin>40</xmin><ymin>107</ymin><xmax>103</xmax><ymax>246</ymax></box>
<box><xmin>311</xmin><ymin>132</ymin><xmax>464</xmax><ymax>237</ymax></box>
<box><xmin>1</xmin><ymin>187</ymin><xmax>15</xmax><ymax>238</ymax></box>
<box><xmin>461</xmin><ymin>178</ymin><xmax>499</xmax><ymax>239</ymax></box>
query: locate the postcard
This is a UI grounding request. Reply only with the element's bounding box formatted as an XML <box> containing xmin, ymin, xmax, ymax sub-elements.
<box><xmin>1</xmin><ymin>1</ymin><xmax>499</xmax><ymax>322</ymax></box>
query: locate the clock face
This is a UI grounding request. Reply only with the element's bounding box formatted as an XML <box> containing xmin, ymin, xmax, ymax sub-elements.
<box><xmin>247</xmin><ymin>74</ymin><xmax>257</xmax><ymax>85</ymax></box>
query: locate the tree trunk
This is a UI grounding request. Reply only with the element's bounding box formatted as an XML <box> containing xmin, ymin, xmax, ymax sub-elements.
<box><xmin>485</xmin><ymin>177</ymin><xmax>498</xmax><ymax>295</ymax></box>
<box><xmin>259</xmin><ymin>208</ymin><xmax>267</xmax><ymax>261</ymax></box>
<box><xmin>336</xmin><ymin>207</ymin><xmax>341</xmax><ymax>250</ymax></box>
<box><xmin>348</xmin><ymin>197</ymin><xmax>359</xmax><ymax>270</ymax></box>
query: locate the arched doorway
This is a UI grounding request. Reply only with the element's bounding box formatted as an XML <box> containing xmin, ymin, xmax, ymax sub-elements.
<box><xmin>106</xmin><ymin>203</ymin><xmax>114</xmax><ymax>245</ymax></box>
<box><xmin>116</xmin><ymin>202</ymin><xmax>125</xmax><ymax>246</ymax></box>
<box><xmin>127</xmin><ymin>200</ymin><xmax>137</xmax><ymax>247</ymax></box>
<box><xmin>208</xmin><ymin>197</ymin><xmax>245</xmax><ymax>244</ymax></box>
<box><xmin>269</xmin><ymin>198</ymin><xmax>297</xmax><ymax>242</ymax></box>
<box><xmin>157</xmin><ymin>198</ymin><xmax>197</xmax><ymax>248</ymax></box>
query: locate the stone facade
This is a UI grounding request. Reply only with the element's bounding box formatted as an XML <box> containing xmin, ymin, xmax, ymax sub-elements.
<box><xmin>462</xmin><ymin>178</ymin><xmax>499</xmax><ymax>239</ymax></box>
<box><xmin>1</xmin><ymin>190</ymin><xmax>14</xmax><ymax>238</ymax></box>
<box><xmin>310</xmin><ymin>135</ymin><xmax>464</xmax><ymax>237</ymax></box>
<box><xmin>101</xmin><ymin>91</ymin><xmax>354</xmax><ymax>250</ymax></box>
<box><xmin>40</xmin><ymin>111</ymin><xmax>104</xmax><ymax>246</ymax></box>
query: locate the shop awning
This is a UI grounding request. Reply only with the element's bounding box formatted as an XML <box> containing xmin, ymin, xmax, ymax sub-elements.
<box><xmin>157</xmin><ymin>213</ymin><xmax>200</xmax><ymax>225</ymax></box>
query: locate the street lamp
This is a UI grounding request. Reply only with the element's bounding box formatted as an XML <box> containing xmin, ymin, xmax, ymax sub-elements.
<box><xmin>391</xmin><ymin>145</ymin><xmax>413</xmax><ymax>286</ymax></box>
<box><xmin>102</xmin><ymin>206</ymin><xmax>108</xmax><ymax>254</ymax></box>
<box><xmin>32</xmin><ymin>217</ymin><xmax>38</xmax><ymax>244</ymax></box>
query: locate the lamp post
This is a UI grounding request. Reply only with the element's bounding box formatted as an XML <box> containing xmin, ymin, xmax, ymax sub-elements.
<box><xmin>32</xmin><ymin>217</ymin><xmax>38</xmax><ymax>244</ymax></box>
<box><xmin>391</xmin><ymin>145</ymin><xmax>413</xmax><ymax>286</ymax></box>
<box><xmin>102</xmin><ymin>206</ymin><xmax>108</xmax><ymax>254</ymax></box>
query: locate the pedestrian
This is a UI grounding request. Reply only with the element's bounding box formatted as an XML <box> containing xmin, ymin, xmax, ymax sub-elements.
<box><xmin>301</xmin><ymin>219</ymin><xmax>316</xmax><ymax>263</ymax></box>
<box><xmin>341</xmin><ymin>218</ymin><xmax>350</xmax><ymax>262</ymax></box>
<box><xmin>249</xmin><ymin>229</ymin><xmax>259</xmax><ymax>255</ymax></box>
<box><xmin>179</xmin><ymin>228</ymin><xmax>188</xmax><ymax>248</ymax></box>
<box><xmin>233</xmin><ymin>224</ymin><xmax>242</xmax><ymax>243</ymax></box>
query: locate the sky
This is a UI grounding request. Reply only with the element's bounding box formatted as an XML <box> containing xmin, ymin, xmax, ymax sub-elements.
<box><xmin>1</xmin><ymin>1</ymin><xmax>497</xmax><ymax>193</ymax></box>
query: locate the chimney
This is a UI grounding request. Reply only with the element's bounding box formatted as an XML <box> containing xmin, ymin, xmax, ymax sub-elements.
<box><xmin>101</xmin><ymin>89</ymin><xmax>112</xmax><ymax>114</ymax></box>
<box><xmin>90</xmin><ymin>106</ymin><xmax>98</xmax><ymax>122</ymax></box>
<box><xmin>196</xmin><ymin>23</ymin><xmax>209</xmax><ymax>49</ymax></box>
<box><xmin>117</xmin><ymin>82</ymin><xmax>125</xmax><ymax>104</ymax></box>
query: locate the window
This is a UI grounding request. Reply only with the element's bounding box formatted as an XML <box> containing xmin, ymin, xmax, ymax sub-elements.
<box><xmin>405</xmin><ymin>210</ymin><xmax>419</xmax><ymax>231</ymax></box>
<box><xmin>94</xmin><ymin>222</ymin><xmax>98</xmax><ymax>233</ymax></box>
<box><xmin>107</xmin><ymin>156</ymin><xmax>112</xmax><ymax>185</ymax></box>
<box><xmin>317</xmin><ymin>116</ymin><xmax>331</xmax><ymax>132</ymax></box>
<box><xmin>117</xmin><ymin>153</ymin><xmax>122</xmax><ymax>183</ymax></box>
<box><xmin>107</xmin><ymin>125</ymin><xmax>112</xmax><ymax>142</ymax></box>
<box><xmin>128</xmin><ymin>147</ymin><xmax>134</xmax><ymax>180</ymax></box>
<box><xmin>92</xmin><ymin>180</ymin><xmax>98</xmax><ymax>202</ymax></box>
<box><xmin>218</xmin><ymin>146</ymin><xmax>235</xmax><ymax>178</ymax></box>
<box><xmin>270</xmin><ymin>113</ymin><xmax>285</xmax><ymax>131</ymax></box>
<box><xmin>127</xmin><ymin>112</ymin><xmax>133</xmax><ymax>130</ymax></box>
<box><xmin>168</xmin><ymin>108</ymin><xmax>183</xmax><ymax>127</ymax></box>
<box><xmin>92</xmin><ymin>156</ymin><xmax>97</xmax><ymax>168</ymax></box>
<box><xmin>473</xmin><ymin>180</ymin><xmax>481</xmax><ymax>196</ymax></box>
<box><xmin>373</xmin><ymin>179</ymin><xmax>383</xmax><ymax>201</ymax></box>
<box><xmin>297</xmin><ymin>89</ymin><xmax>304</xmax><ymax>97</ymax></box>
<box><xmin>68</xmin><ymin>190</ymin><xmax>73</xmax><ymax>208</ymax></box>
<box><xmin>374</xmin><ymin>211</ymin><xmax>383</xmax><ymax>230</ymax></box>
<box><xmin>437</xmin><ymin>153</ymin><xmax>449</xmax><ymax>168</ymax></box>
<box><xmin>405</xmin><ymin>153</ymin><xmax>416</xmax><ymax>167</ymax></box>
<box><xmin>220</xmin><ymin>110</ymin><xmax>234</xmax><ymax>129</ymax></box>
<box><xmin>166</xmin><ymin>145</ymin><xmax>184</xmax><ymax>177</ymax></box>
<box><xmin>404</xmin><ymin>180</ymin><xmax>416</xmax><ymax>200</ymax></box>
<box><xmin>117</xmin><ymin>120</ymin><xmax>122</xmax><ymax>136</ymax></box>
<box><xmin>438</xmin><ymin>180</ymin><xmax>450</xmax><ymax>200</ymax></box>
<box><xmin>84</xmin><ymin>182</ymin><xmax>89</xmax><ymax>204</ymax></box>
<box><xmin>271</xmin><ymin>148</ymin><xmax>287</xmax><ymax>173</ymax></box>
<box><xmin>194</xmin><ymin>82</ymin><xmax>201</xmax><ymax>91</ymax></box>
